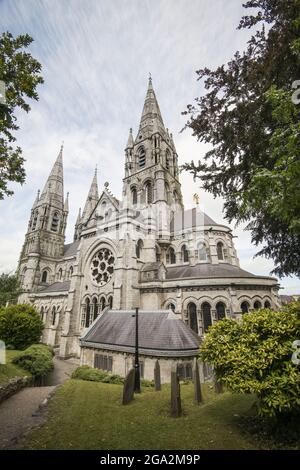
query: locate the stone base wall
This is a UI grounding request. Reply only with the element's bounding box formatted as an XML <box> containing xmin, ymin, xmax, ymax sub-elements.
<box><xmin>0</xmin><ymin>376</ymin><xmax>31</xmax><ymax>404</ymax></box>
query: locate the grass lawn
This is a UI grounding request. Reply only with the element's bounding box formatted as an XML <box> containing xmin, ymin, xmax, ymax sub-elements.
<box><xmin>0</xmin><ymin>350</ymin><xmax>31</xmax><ymax>385</ymax></box>
<box><xmin>23</xmin><ymin>379</ymin><xmax>264</xmax><ymax>450</ymax></box>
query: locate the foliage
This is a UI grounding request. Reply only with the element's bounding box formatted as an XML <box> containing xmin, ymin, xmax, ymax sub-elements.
<box><xmin>0</xmin><ymin>303</ymin><xmax>43</xmax><ymax>349</ymax></box>
<box><xmin>0</xmin><ymin>32</ymin><xmax>43</xmax><ymax>199</ymax></box>
<box><xmin>200</xmin><ymin>302</ymin><xmax>300</xmax><ymax>418</ymax></box>
<box><xmin>182</xmin><ymin>0</ymin><xmax>300</xmax><ymax>277</ymax></box>
<box><xmin>0</xmin><ymin>272</ymin><xmax>22</xmax><ymax>306</ymax></box>
<box><xmin>12</xmin><ymin>343</ymin><xmax>53</xmax><ymax>377</ymax></box>
<box><xmin>71</xmin><ymin>365</ymin><xmax>124</xmax><ymax>385</ymax></box>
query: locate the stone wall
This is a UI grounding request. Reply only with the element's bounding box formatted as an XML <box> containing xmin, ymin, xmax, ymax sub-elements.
<box><xmin>0</xmin><ymin>376</ymin><xmax>31</xmax><ymax>404</ymax></box>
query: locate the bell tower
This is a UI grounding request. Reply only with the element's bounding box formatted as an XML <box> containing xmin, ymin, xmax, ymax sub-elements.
<box><xmin>122</xmin><ymin>77</ymin><xmax>183</xmax><ymax>212</ymax></box>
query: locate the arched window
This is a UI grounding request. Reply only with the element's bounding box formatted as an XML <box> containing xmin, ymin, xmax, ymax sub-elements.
<box><xmin>85</xmin><ymin>298</ymin><xmax>91</xmax><ymax>327</ymax></box>
<box><xmin>145</xmin><ymin>181</ymin><xmax>153</xmax><ymax>204</ymax></box>
<box><xmin>41</xmin><ymin>270</ymin><xmax>48</xmax><ymax>283</ymax></box>
<box><xmin>69</xmin><ymin>266</ymin><xmax>73</xmax><ymax>278</ymax></box>
<box><xmin>40</xmin><ymin>306</ymin><xmax>45</xmax><ymax>322</ymax></box>
<box><xmin>167</xmin><ymin>303</ymin><xmax>176</xmax><ymax>312</ymax></box>
<box><xmin>202</xmin><ymin>302</ymin><xmax>212</xmax><ymax>333</ymax></box>
<box><xmin>108</xmin><ymin>296</ymin><xmax>113</xmax><ymax>309</ymax></box>
<box><xmin>167</xmin><ymin>247</ymin><xmax>176</xmax><ymax>264</ymax></box>
<box><xmin>198</xmin><ymin>242</ymin><xmax>208</xmax><ymax>261</ymax></box>
<box><xmin>138</xmin><ymin>146</ymin><xmax>146</xmax><ymax>168</ymax></box>
<box><xmin>188</xmin><ymin>302</ymin><xmax>198</xmax><ymax>334</ymax></box>
<box><xmin>58</xmin><ymin>268</ymin><xmax>62</xmax><ymax>281</ymax></box>
<box><xmin>131</xmin><ymin>187</ymin><xmax>137</xmax><ymax>205</ymax></box>
<box><xmin>254</xmin><ymin>300</ymin><xmax>262</xmax><ymax>310</ymax></box>
<box><xmin>181</xmin><ymin>244</ymin><xmax>189</xmax><ymax>263</ymax></box>
<box><xmin>264</xmin><ymin>300</ymin><xmax>271</xmax><ymax>309</ymax></box>
<box><xmin>241</xmin><ymin>301</ymin><xmax>250</xmax><ymax>314</ymax></box>
<box><xmin>32</xmin><ymin>210</ymin><xmax>38</xmax><ymax>230</ymax></box>
<box><xmin>51</xmin><ymin>212</ymin><xmax>60</xmax><ymax>232</ymax></box>
<box><xmin>101</xmin><ymin>201</ymin><xmax>107</xmax><ymax>216</ymax></box>
<box><xmin>136</xmin><ymin>239</ymin><xmax>143</xmax><ymax>259</ymax></box>
<box><xmin>216</xmin><ymin>302</ymin><xmax>226</xmax><ymax>320</ymax></box>
<box><xmin>100</xmin><ymin>297</ymin><xmax>106</xmax><ymax>312</ymax></box>
<box><xmin>93</xmin><ymin>297</ymin><xmax>98</xmax><ymax>321</ymax></box>
<box><xmin>51</xmin><ymin>306</ymin><xmax>56</xmax><ymax>326</ymax></box>
<box><xmin>217</xmin><ymin>242</ymin><xmax>224</xmax><ymax>260</ymax></box>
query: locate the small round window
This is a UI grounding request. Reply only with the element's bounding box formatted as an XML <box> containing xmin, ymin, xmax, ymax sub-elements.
<box><xmin>90</xmin><ymin>248</ymin><xmax>115</xmax><ymax>286</ymax></box>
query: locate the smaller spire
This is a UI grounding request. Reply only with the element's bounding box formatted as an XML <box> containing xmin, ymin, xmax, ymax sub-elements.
<box><xmin>126</xmin><ymin>128</ymin><xmax>134</xmax><ymax>149</ymax></box>
<box><xmin>82</xmin><ymin>170</ymin><xmax>99</xmax><ymax>222</ymax></box>
<box><xmin>32</xmin><ymin>189</ymin><xmax>40</xmax><ymax>208</ymax></box>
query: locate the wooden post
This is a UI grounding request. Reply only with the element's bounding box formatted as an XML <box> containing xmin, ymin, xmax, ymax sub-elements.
<box><xmin>170</xmin><ymin>363</ymin><xmax>182</xmax><ymax>417</ymax></box>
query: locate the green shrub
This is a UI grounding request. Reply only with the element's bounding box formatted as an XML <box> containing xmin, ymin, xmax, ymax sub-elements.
<box><xmin>12</xmin><ymin>344</ymin><xmax>54</xmax><ymax>377</ymax></box>
<box><xmin>72</xmin><ymin>365</ymin><xmax>124</xmax><ymax>384</ymax></box>
<box><xmin>141</xmin><ymin>379</ymin><xmax>154</xmax><ymax>388</ymax></box>
<box><xmin>200</xmin><ymin>302</ymin><xmax>300</xmax><ymax>419</ymax></box>
<box><xmin>0</xmin><ymin>303</ymin><xmax>43</xmax><ymax>349</ymax></box>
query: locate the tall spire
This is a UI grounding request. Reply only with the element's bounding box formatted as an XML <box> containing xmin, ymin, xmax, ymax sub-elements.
<box><xmin>137</xmin><ymin>76</ymin><xmax>165</xmax><ymax>137</ymax></box>
<box><xmin>40</xmin><ymin>144</ymin><xmax>64</xmax><ymax>207</ymax></box>
<box><xmin>82</xmin><ymin>168</ymin><xmax>99</xmax><ymax>222</ymax></box>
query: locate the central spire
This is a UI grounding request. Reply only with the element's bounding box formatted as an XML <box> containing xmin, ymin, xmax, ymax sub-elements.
<box><xmin>137</xmin><ymin>76</ymin><xmax>165</xmax><ymax>137</ymax></box>
<box><xmin>39</xmin><ymin>144</ymin><xmax>64</xmax><ymax>208</ymax></box>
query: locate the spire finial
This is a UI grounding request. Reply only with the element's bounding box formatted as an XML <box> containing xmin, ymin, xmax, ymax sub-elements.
<box><xmin>60</xmin><ymin>141</ymin><xmax>64</xmax><ymax>152</ymax></box>
<box><xmin>95</xmin><ymin>164</ymin><xmax>98</xmax><ymax>176</ymax></box>
<box><xmin>149</xmin><ymin>72</ymin><xmax>152</xmax><ymax>83</ymax></box>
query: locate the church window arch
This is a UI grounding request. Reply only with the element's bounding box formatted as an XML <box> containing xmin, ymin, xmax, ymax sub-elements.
<box><xmin>264</xmin><ymin>300</ymin><xmax>271</xmax><ymax>309</ymax></box>
<box><xmin>216</xmin><ymin>302</ymin><xmax>226</xmax><ymax>320</ymax></box>
<box><xmin>217</xmin><ymin>241</ymin><xmax>225</xmax><ymax>261</ymax></box>
<box><xmin>138</xmin><ymin>146</ymin><xmax>146</xmax><ymax>168</ymax></box>
<box><xmin>92</xmin><ymin>297</ymin><xmax>98</xmax><ymax>321</ymax></box>
<box><xmin>241</xmin><ymin>301</ymin><xmax>250</xmax><ymax>314</ymax></box>
<box><xmin>58</xmin><ymin>268</ymin><xmax>63</xmax><ymax>281</ymax></box>
<box><xmin>131</xmin><ymin>187</ymin><xmax>137</xmax><ymax>205</ymax></box>
<box><xmin>202</xmin><ymin>302</ymin><xmax>212</xmax><ymax>333</ymax></box>
<box><xmin>197</xmin><ymin>242</ymin><xmax>210</xmax><ymax>261</ymax></box>
<box><xmin>188</xmin><ymin>302</ymin><xmax>198</xmax><ymax>334</ymax></box>
<box><xmin>41</xmin><ymin>269</ymin><xmax>48</xmax><ymax>283</ymax></box>
<box><xmin>181</xmin><ymin>244</ymin><xmax>189</xmax><ymax>263</ymax></box>
<box><xmin>100</xmin><ymin>296</ymin><xmax>106</xmax><ymax>312</ymax></box>
<box><xmin>108</xmin><ymin>295</ymin><xmax>113</xmax><ymax>309</ymax></box>
<box><xmin>144</xmin><ymin>181</ymin><xmax>153</xmax><ymax>204</ymax></box>
<box><xmin>101</xmin><ymin>201</ymin><xmax>107</xmax><ymax>216</ymax></box>
<box><xmin>69</xmin><ymin>266</ymin><xmax>73</xmax><ymax>278</ymax></box>
<box><xmin>136</xmin><ymin>239</ymin><xmax>143</xmax><ymax>259</ymax></box>
<box><xmin>51</xmin><ymin>212</ymin><xmax>60</xmax><ymax>232</ymax></box>
<box><xmin>166</xmin><ymin>246</ymin><xmax>176</xmax><ymax>264</ymax></box>
<box><xmin>51</xmin><ymin>306</ymin><xmax>57</xmax><ymax>326</ymax></box>
<box><xmin>167</xmin><ymin>302</ymin><xmax>176</xmax><ymax>312</ymax></box>
<box><xmin>253</xmin><ymin>300</ymin><xmax>262</xmax><ymax>310</ymax></box>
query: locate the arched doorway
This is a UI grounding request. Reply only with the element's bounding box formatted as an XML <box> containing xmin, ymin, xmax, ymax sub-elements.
<box><xmin>202</xmin><ymin>302</ymin><xmax>212</xmax><ymax>333</ymax></box>
<box><xmin>187</xmin><ymin>302</ymin><xmax>198</xmax><ymax>335</ymax></box>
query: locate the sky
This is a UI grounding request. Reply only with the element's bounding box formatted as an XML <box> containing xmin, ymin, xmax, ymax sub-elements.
<box><xmin>0</xmin><ymin>0</ymin><xmax>298</xmax><ymax>294</ymax></box>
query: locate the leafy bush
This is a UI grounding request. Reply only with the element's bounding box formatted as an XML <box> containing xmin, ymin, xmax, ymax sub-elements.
<box><xmin>0</xmin><ymin>304</ymin><xmax>43</xmax><ymax>349</ymax></box>
<box><xmin>200</xmin><ymin>302</ymin><xmax>300</xmax><ymax>419</ymax></box>
<box><xmin>12</xmin><ymin>344</ymin><xmax>54</xmax><ymax>377</ymax></box>
<box><xmin>72</xmin><ymin>365</ymin><xmax>124</xmax><ymax>384</ymax></box>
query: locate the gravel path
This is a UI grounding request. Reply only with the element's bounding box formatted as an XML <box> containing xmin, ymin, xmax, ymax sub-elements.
<box><xmin>0</xmin><ymin>357</ymin><xmax>79</xmax><ymax>449</ymax></box>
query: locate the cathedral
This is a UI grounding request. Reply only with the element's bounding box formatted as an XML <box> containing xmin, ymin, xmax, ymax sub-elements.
<box><xmin>17</xmin><ymin>78</ymin><xmax>280</xmax><ymax>366</ymax></box>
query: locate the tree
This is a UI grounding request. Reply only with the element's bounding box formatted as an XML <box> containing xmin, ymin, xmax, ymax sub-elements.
<box><xmin>200</xmin><ymin>303</ymin><xmax>300</xmax><ymax>419</ymax></box>
<box><xmin>0</xmin><ymin>32</ymin><xmax>44</xmax><ymax>199</ymax></box>
<box><xmin>0</xmin><ymin>304</ymin><xmax>43</xmax><ymax>349</ymax></box>
<box><xmin>182</xmin><ymin>0</ymin><xmax>300</xmax><ymax>277</ymax></box>
<box><xmin>0</xmin><ymin>272</ymin><xmax>22</xmax><ymax>306</ymax></box>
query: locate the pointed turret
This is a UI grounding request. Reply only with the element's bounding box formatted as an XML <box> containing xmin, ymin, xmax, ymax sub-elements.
<box><xmin>82</xmin><ymin>168</ymin><xmax>99</xmax><ymax>222</ymax></box>
<box><xmin>126</xmin><ymin>128</ymin><xmax>134</xmax><ymax>149</ymax></box>
<box><xmin>32</xmin><ymin>189</ymin><xmax>40</xmax><ymax>209</ymax></box>
<box><xmin>40</xmin><ymin>144</ymin><xmax>64</xmax><ymax>208</ymax></box>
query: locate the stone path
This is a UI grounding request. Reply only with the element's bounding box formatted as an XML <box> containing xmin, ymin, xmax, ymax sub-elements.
<box><xmin>0</xmin><ymin>357</ymin><xmax>79</xmax><ymax>449</ymax></box>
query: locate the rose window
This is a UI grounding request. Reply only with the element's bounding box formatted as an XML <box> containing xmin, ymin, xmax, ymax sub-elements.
<box><xmin>90</xmin><ymin>248</ymin><xmax>115</xmax><ymax>286</ymax></box>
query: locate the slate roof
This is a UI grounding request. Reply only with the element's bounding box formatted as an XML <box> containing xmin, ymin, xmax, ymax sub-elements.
<box><xmin>172</xmin><ymin>208</ymin><xmax>226</xmax><ymax>232</ymax></box>
<box><xmin>63</xmin><ymin>240</ymin><xmax>80</xmax><ymax>258</ymax></box>
<box><xmin>38</xmin><ymin>280</ymin><xmax>71</xmax><ymax>293</ymax></box>
<box><xmin>165</xmin><ymin>263</ymin><xmax>273</xmax><ymax>280</ymax></box>
<box><xmin>80</xmin><ymin>310</ymin><xmax>200</xmax><ymax>357</ymax></box>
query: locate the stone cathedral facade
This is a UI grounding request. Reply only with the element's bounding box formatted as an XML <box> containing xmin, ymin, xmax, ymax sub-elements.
<box><xmin>17</xmin><ymin>78</ymin><xmax>280</xmax><ymax>359</ymax></box>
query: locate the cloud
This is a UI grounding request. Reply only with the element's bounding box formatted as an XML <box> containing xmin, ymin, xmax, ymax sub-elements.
<box><xmin>0</xmin><ymin>0</ymin><xmax>298</xmax><ymax>294</ymax></box>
